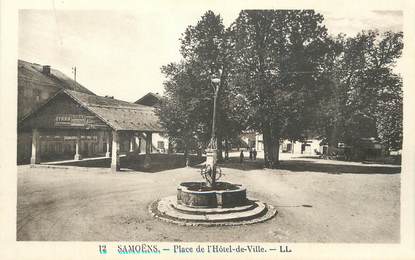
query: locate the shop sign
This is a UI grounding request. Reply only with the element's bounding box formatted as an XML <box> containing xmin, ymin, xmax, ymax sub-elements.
<box><xmin>55</xmin><ymin>114</ymin><xmax>106</xmax><ymax>128</ymax></box>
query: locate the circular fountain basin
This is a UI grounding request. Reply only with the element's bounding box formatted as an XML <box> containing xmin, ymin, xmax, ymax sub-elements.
<box><xmin>177</xmin><ymin>181</ymin><xmax>247</xmax><ymax>208</ymax></box>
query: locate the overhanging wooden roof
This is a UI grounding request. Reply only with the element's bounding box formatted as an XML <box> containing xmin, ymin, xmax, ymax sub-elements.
<box><xmin>19</xmin><ymin>89</ymin><xmax>164</xmax><ymax>132</ymax></box>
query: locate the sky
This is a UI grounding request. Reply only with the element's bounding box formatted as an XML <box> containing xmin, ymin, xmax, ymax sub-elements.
<box><xmin>18</xmin><ymin>9</ymin><xmax>403</xmax><ymax>102</ymax></box>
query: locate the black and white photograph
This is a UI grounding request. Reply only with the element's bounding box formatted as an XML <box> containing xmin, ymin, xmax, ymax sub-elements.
<box><xmin>1</xmin><ymin>0</ymin><xmax>415</xmax><ymax>259</ymax></box>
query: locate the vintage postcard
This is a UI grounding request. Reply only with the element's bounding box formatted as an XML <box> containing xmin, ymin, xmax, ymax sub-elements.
<box><xmin>1</xmin><ymin>0</ymin><xmax>414</xmax><ymax>259</ymax></box>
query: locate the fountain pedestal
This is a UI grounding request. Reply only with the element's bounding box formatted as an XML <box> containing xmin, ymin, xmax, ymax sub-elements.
<box><xmin>205</xmin><ymin>150</ymin><xmax>216</xmax><ymax>168</ymax></box>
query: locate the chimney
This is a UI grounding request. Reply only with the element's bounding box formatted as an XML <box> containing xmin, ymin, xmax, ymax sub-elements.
<box><xmin>42</xmin><ymin>65</ymin><xmax>51</xmax><ymax>75</ymax></box>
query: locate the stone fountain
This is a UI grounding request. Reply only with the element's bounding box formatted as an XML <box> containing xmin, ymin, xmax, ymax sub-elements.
<box><xmin>149</xmin><ymin>78</ymin><xmax>276</xmax><ymax>226</ymax></box>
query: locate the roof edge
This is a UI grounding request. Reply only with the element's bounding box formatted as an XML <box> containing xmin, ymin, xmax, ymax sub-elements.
<box><xmin>63</xmin><ymin>89</ymin><xmax>117</xmax><ymax>130</ymax></box>
<box><xmin>18</xmin><ymin>89</ymin><xmax>116</xmax><ymax>131</ymax></box>
<box><xmin>134</xmin><ymin>92</ymin><xmax>161</xmax><ymax>104</ymax></box>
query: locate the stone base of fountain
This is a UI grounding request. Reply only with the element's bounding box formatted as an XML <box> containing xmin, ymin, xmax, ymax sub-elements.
<box><xmin>149</xmin><ymin>182</ymin><xmax>277</xmax><ymax>226</ymax></box>
<box><xmin>177</xmin><ymin>181</ymin><xmax>247</xmax><ymax>208</ymax></box>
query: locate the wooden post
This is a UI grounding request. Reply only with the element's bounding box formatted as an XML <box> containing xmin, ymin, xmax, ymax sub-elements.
<box><xmin>144</xmin><ymin>132</ymin><xmax>152</xmax><ymax>169</ymax></box>
<box><xmin>30</xmin><ymin>129</ymin><xmax>40</xmax><ymax>165</ymax></box>
<box><xmin>97</xmin><ymin>131</ymin><xmax>103</xmax><ymax>154</ymax></box>
<box><xmin>111</xmin><ymin>130</ymin><xmax>120</xmax><ymax>172</ymax></box>
<box><xmin>74</xmin><ymin>130</ymin><xmax>82</xmax><ymax>160</ymax></box>
<box><xmin>145</xmin><ymin>132</ymin><xmax>152</xmax><ymax>154</ymax></box>
<box><xmin>130</xmin><ymin>135</ymin><xmax>134</xmax><ymax>152</ymax></box>
<box><xmin>135</xmin><ymin>135</ymin><xmax>140</xmax><ymax>154</ymax></box>
<box><xmin>105</xmin><ymin>132</ymin><xmax>110</xmax><ymax>158</ymax></box>
<box><xmin>139</xmin><ymin>135</ymin><xmax>145</xmax><ymax>154</ymax></box>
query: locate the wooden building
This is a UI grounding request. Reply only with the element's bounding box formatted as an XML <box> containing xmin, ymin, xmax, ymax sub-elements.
<box><xmin>17</xmin><ymin>60</ymin><xmax>97</xmax><ymax>163</ymax></box>
<box><xmin>18</xmin><ymin>89</ymin><xmax>163</xmax><ymax>171</ymax></box>
<box><xmin>17</xmin><ymin>60</ymin><xmax>95</xmax><ymax>120</ymax></box>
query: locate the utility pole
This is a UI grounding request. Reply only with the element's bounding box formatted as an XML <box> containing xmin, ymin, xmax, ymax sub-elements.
<box><xmin>72</xmin><ymin>66</ymin><xmax>77</xmax><ymax>82</ymax></box>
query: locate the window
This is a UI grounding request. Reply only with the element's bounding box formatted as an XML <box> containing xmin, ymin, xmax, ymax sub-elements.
<box><xmin>157</xmin><ymin>141</ymin><xmax>164</xmax><ymax>149</ymax></box>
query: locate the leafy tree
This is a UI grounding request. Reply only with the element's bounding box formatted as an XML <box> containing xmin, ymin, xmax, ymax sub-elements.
<box><xmin>375</xmin><ymin>74</ymin><xmax>402</xmax><ymax>152</ymax></box>
<box><xmin>157</xmin><ymin>11</ymin><xmax>245</xmax><ymax>161</ymax></box>
<box><xmin>180</xmin><ymin>10</ymin><xmax>248</xmax><ymax>160</ymax></box>
<box><xmin>156</xmin><ymin>62</ymin><xmax>202</xmax><ymax>161</ymax></box>
<box><xmin>230</xmin><ymin>10</ymin><xmax>331</xmax><ymax>167</ymax></box>
<box><xmin>311</xmin><ymin>34</ymin><xmax>346</xmax><ymax>148</ymax></box>
<box><xmin>319</xmin><ymin>30</ymin><xmax>403</xmax><ymax>155</ymax></box>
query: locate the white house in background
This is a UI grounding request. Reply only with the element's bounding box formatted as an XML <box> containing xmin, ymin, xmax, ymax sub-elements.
<box><xmin>280</xmin><ymin>139</ymin><xmax>322</xmax><ymax>155</ymax></box>
<box><xmin>135</xmin><ymin>92</ymin><xmax>169</xmax><ymax>153</ymax></box>
<box><xmin>240</xmin><ymin>131</ymin><xmax>323</xmax><ymax>155</ymax></box>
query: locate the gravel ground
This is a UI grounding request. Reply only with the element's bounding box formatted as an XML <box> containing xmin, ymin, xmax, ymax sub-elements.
<box><xmin>17</xmin><ymin>154</ymin><xmax>400</xmax><ymax>242</ymax></box>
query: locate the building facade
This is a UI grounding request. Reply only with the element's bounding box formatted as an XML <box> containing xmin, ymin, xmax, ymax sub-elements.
<box><xmin>17</xmin><ymin>60</ymin><xmax>97</xmax><ymax>163</ymax></box>
<box><xmin>240</xmin><ymin>131</ymin><xmax>323</xmax><ymax>155</ymax></box>
<box><xmin>17</xmin><ymin>61</ymin><xmax>164</xmax><ymax>165</ymax></box>
<box><xmin>19</xmin><ymin>89</ymin><xmax>163</xmax><ymax>171</ymax></box>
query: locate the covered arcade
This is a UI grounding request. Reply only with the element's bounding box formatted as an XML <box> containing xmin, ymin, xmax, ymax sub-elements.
<box><xmin>18</xmin><ymin>89</ymin><xmax>163</xmax><ymax>171</ymax></box>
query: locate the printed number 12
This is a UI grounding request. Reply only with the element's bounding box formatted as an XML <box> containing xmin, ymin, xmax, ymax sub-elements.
<box><xmin>99</xmin><ymin>245</ymin><xmax>107</xmax><ymax>254</ymax></box>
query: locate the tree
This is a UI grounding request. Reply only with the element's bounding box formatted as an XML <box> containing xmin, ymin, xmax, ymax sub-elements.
<box><xmin>319</xmin><ymin>30</ymin><xmax>403</xmax><ymax>155</ymax></box>
<box><xmin>311</xmin><ymin>34</ymin><xmax>346</xmax><ymax>150</ymax></box>
<box><xmin>156</xmin><ymin>11</ymin><xmax>245</xmax><ymax>162</ymax></box>
<box><xmin>156</xmin><ymin>62</ymin><xmax>202</xmax><ymax>162</ymax></box>
<box><xmin>230</xmin><ymin>10</ymin><xmax>331</xmax><ymax>167</ymax></box>
<box><xmin>180</xmin><ymin>10</ymin><xmax>244</xmax><ymax>161</ymax></box>
<box><xmin>375</xmin><ymin>75</ymin><xmax>403</xmax><ymax>152</ymax></box>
